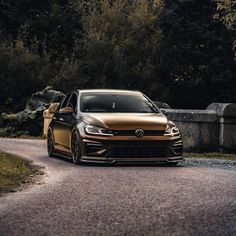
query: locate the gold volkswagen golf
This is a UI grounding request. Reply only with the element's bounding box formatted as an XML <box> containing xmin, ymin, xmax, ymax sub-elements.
<box><xmin>47</xmin><ymin>89</ymin><xmax>183</xmax><ymax>165</ymax></box>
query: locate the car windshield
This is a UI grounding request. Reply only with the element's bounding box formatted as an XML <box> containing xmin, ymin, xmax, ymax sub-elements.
<box><xmin>80</xmin><ymin>93</ymin><xmax>159</xmax><ymax>113</ymax></box>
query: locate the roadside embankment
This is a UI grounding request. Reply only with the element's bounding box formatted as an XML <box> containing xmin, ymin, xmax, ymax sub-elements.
<box><xmin>0</xmin><ymin>151</ymin><xmax>37</xmax><ymax>193</ymax></box>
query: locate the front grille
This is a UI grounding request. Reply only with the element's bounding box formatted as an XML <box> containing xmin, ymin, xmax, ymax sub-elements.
<box><xmin>106</xmin><ymin>148</ymin><xmax>172</xmax><ymax>158</ymax></box>
<box><xmin>112</xmin><ymin>130</ymin><xmax>165</xmax><ymax>136</ymax></box>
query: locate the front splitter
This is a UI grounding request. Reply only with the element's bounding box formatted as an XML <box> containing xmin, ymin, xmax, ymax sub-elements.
<box><xmin>80</xmin><ymin>156</ymin><xmax>184</xmax><ymax>164</ymax></box>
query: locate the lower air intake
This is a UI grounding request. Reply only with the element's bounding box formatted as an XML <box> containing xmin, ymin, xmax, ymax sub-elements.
<box><xmin>106</xmin><ymin>148</ymin><xmax>172</xmax><ymax>158</ymax></box>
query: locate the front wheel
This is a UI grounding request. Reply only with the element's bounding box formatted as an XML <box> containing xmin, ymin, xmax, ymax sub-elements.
<box><xmin>71</xmin><ymin>131</ymin><xmax>83</xmax><ymax>165</ymax></box>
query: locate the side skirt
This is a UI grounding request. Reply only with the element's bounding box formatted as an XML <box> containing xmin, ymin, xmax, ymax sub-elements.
<box><xmin>54</xmin><ymin>149</ymin><xmax>72</xmax><ymax>160</ymax></box>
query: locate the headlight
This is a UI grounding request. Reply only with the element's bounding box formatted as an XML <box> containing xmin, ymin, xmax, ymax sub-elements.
<box><xmin>84</xmin><ymin>125</ymin><xmax>113</xmax><ymax>136</ymax></box>
<box><xmin>164</xmin><ymin>126</ymin><xmax>180</xmax><ymax>136</ymax></box>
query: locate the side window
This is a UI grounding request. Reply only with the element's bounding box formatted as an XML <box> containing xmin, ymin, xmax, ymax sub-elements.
<box><xmin>67</xmin><ymin>93</ymin><xmax>78</xmax><ymax>114</ymax></box>
<box><xmin>60</xmin><ymin>93</ymin><xmax>72</xmax><ymax>110</ymax></box>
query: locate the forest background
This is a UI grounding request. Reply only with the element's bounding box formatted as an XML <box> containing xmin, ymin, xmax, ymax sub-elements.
<box><xmin>0</xmin><ymin>0</ymin><xmax>235</xmax><ymax>113</ymax></box>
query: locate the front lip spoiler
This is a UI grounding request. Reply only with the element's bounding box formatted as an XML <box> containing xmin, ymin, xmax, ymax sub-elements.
<box><xmin>80</xmin><ymin>156</ymin><xmax>184</xmax><ymax>164</ymax></box>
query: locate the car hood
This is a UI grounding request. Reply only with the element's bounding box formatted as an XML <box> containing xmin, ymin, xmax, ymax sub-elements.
<box><xmin>81</xmin><ymin>113</ymin><xmax>168</xmax><ymax>130</ymax></box>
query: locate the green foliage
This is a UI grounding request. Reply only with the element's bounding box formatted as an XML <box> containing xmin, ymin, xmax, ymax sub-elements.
<box><xmin>0</xmin><ymin>40</ymin><xmax>49</xmax><ymax>112</ymax></box>
<box><xmin>0</xmin><ymin>0</ymin><xmax>83</xmax><ymax>59</ymax></box>
<box><xmin>158</xmin><ymin>0</ymin><xmax>236</xmax><ymax>108</ymax></box>
<box><xmin>0</xmin><ymin>151</ymin><xmax>32</xmax><ymax>192</ymax></box>
<box><xmin>215</xmin><ymin>0</ymin><xmax>236</xmax><ymax>60</ymax></box>
<box><xmin>53</xmin><ymin>58</ymin><xmax>84</xmax><ymax>91</ymax></box>
<box><xmin>54</xmin><ymin>0</ymin><xmax>168</xmax><ymax>100</ymax></box>
<box><xmin>0</xmin><ymin>0</ymin><xmax>235</xmax><ymax>111</ymax></box>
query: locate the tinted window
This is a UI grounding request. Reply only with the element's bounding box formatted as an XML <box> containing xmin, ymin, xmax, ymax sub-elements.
<box><xmin>67</xmin><ymin>93</ymin><xmax>78</xmax><ymax>114</ymax></box>
<box><xmin>80</xmin><ymin>93</ymin><xmax>158</xmax><ymax>113</ymax></box>
<box><xmin>60</xmin><ymin>93</ymin><xmax>71</xmax><ymax>109</ymax></box>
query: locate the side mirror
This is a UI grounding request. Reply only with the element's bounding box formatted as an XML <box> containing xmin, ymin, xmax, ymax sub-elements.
<box><xmin>59</xmin><ymin>107</ymin><xmax>73</xmax><ymax>115</ymax></box>
<box><xmin>48</xmin><ymin>103</ymin><xmax>59</xmax><ymax>114</ymax></box>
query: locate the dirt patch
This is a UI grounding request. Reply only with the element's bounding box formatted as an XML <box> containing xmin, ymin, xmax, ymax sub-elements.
<box><xmin>0</xmin><ymin>151</ymin><xmax>44</xmax><ymax>195</ymax></box>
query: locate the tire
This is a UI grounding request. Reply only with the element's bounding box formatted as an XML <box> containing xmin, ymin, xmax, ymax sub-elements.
<box><xmin>47</xmin><ymin>130</ymin><xmax>55</xmax><ymax>157</ymax></box>
<box><xmin>71</xmin><ymin>131</ymin><xmax>83</xmax><ymax>165</ymax></box>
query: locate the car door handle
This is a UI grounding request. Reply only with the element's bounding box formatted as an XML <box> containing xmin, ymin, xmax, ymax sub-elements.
<box><xmin>59</xmin><ymin>118</ymin><xmax>64</xmax><ymax>121</ymax></box>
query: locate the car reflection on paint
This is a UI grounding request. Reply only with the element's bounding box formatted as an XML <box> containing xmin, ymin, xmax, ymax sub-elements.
<box><xmin>47</xmin><ymin>89</ymin><xmax>183</xmax><ymax>165</ymax></box>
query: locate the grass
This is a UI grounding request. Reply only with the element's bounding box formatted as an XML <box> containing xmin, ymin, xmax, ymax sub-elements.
<box><xmin>0</xmin><ymin>151</ymin><xmax>32</xmax><ymax>193</ymax></box>
<box><xmin>184</xmin><ymin>152</ymin><xmax>236</xmax><ymax>161</ymax></box>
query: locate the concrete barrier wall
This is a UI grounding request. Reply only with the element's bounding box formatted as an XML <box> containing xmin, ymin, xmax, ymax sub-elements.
<box><xmin>162</xmin><ymin>103</ymin><xmax>236</xmax><ymax>152</ymax></box>
<box><xmin>43</xmin><ymin>102</ymin><xmax>236</xmax><ymax>152</ymax></box>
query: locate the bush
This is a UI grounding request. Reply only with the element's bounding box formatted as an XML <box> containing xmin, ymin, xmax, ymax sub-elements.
<box><xmin>0</xmin><ymin>40</ymin><xmax>49</xmax><ymax>113</ymax></box>
<box><xmin>53</xmin><ymin>0</ymin><xmax>168</xmax><ymax>101</ymax></box>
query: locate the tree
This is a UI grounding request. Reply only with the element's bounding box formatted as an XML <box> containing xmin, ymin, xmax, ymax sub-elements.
<box><xmin>157</xmin><ymin>0</ymin><xmax>236</xmax><ymax>108</ymax></box>
<box><xmin>0</xmin><ymin>40</ymin><xmax>49</xmax><ymax>112</ymax></box>
<box><xmin>215</xmin><ymin>0</ymin><xmax>236</xmax><ymax>60</ymax></box>
<box><xmin>0</xmin><ymin>0</ymin><xmax>84</xmax><ymax>60</ymax></box>
<box><xmin>54</xmin><ymin>0</ymin><xmax>168</xmax><ymax>100</ymax></box>
<box><xmin>0</xmin><ymin>0</ymin><xmax>235</xmax><ymax>111</ymax></box>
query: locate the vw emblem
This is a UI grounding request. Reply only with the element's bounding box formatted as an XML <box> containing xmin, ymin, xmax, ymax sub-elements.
<box><xmin>135</xmin><ymin>128</ymin><xmax>144</xmax><ymax>138</ymax></box>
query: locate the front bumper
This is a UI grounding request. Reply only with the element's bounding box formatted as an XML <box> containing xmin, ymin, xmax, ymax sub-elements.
<box><xmin>80</xmin><ymin>135</ymin><xmax>183</xmax><ymax>163</ymax></box>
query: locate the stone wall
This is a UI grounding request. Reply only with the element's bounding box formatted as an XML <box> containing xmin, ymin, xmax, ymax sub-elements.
<box><xmin>162</xmin><ymin>103</ymin><xmax>236</xmax><ymax>152</ymax></box>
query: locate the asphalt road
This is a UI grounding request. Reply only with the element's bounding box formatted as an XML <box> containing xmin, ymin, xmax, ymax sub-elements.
<box><xmin>0</xmin><ymin>138</ymin><xmax>236</xmax><ymax>236</ymax></box>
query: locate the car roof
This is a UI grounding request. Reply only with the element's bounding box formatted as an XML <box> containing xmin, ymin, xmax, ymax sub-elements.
<box><xmin>76</xmin><ymin>89</ymin><xmax>142</xmax><ymax>95</ymax></box>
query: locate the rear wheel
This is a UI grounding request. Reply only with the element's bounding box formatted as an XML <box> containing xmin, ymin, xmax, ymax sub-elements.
<box><xmin>47</xmin><ymin>130</ymin><xmax>55</xmax><ymax>157</ymax></box>
<box><xmin>71</xmin><ymin>131</ymin><xmax>83</xmax><ymax>164</ymax></box>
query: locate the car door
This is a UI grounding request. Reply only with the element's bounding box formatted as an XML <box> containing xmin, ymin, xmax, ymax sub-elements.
<box><xmin>61</xmin><ymin>93</ymin><xmax>79</xmax><ymax>151</ymax></box>
<box><xmin>52</xmin><ymin>93</ymin><xmax>79</xmax><ymax>153</ymax></box>
<box><xmin>52</xmin><ymin>93</ymin><xmax>72</xmax><ymax>153</ymax></box>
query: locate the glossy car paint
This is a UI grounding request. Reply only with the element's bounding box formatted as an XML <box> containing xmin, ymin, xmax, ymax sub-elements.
<box><xmin>48</xmin><ymin>89</ymin><xmax>183</xmax><ymax>163</ymax></box>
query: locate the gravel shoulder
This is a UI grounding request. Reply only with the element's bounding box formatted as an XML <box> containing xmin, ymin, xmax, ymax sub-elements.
<box><xmin>185</xmin><ymin>157</ymin><xmax>236</xmax><ymax>171</ymax></box>
<box><xmin>0</xmin><ymin>138</ymin><xmax>235</xmax><ymax>236</ymax></box>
